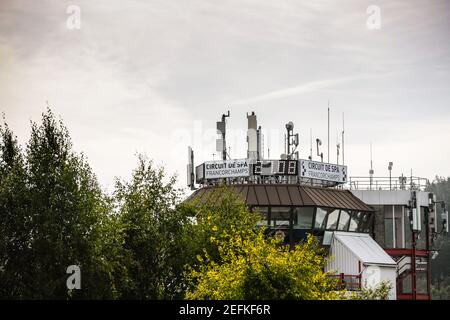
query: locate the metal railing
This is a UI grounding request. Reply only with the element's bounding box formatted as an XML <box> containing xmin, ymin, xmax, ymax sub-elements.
<box><xmin>329</xmin><ymin>273</ymin><xmax>362</xmax><ymax>291</ymax></box>
<box><xmin>348</xmin><ymin>176</ymin><xmax>429</xmax><ymax>191</ymax></box>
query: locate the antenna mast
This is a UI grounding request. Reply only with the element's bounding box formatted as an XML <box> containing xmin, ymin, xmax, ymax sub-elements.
<box><xmin>369</xmin><ymin>143</ymin><xmax>374</xmax><ymax>190</ymax></box>
<box><xmin>327</xmin><ymin>103</ymin><xmax>330</xmax><ymax>163</ymax></box>
<box><xmin>216</xmin><ymin>111</ymin><xmax>230</xmax><ymax>161</ymax></box>
<box><xmin>336</xmin><ymin>130</ymin><xmax>340</xmax><ymax>165</ymax></box>
<box><xmin>342</xmin><ymin>112</ymin><xmax>345</xmax><ymax>165</ymax></box>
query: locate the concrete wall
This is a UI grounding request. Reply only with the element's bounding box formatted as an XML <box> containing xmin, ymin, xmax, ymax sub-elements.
<box><xmin>350</xmin><ymin>190</ymin><xmax>430</xmax><ymax>207</ymax></box>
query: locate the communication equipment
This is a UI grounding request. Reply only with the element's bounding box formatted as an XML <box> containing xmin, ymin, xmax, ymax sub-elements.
<box><xmin>410</xmin><ymin>191</ymin><xmax>422</xmax><ymax>232</ymax></box>
<box><xmin>316</xmin><ymin>139</ymin><xmax>323</xmax><ymax>162</ymax></box>
<box><xmin>216</xmin><ymin>111</ymin><xmax>230</xmax><ymax>160</ymax></box>
<box><xmin>187</xmin><ymin>147</ymin><xmax>195</xmax><ymax>190</ymax></box>
<box><xmin>429</xmin><ymin>193</ymin><xmax>437</xmax><ymax>233</ymax></box>
<box><xmin>441</xmin><ymin>202</ymin><xmax>449</xmax><ymax>234</ymax></box>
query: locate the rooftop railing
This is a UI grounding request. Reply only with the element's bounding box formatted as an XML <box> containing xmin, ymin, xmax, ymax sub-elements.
<box><xmin>347</xmin><ymin>176</ymin><xmax>429</xmax><ymax>191</ymax></box>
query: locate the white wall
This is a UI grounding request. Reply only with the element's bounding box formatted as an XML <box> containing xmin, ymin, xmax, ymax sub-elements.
<box><xmin>361</xmin><ymin>264</ymin><xmax>397</xmax><ymax>300</ymax></box>
<box><xmin>350</xmin><ymin>190</ymin><xmax>430</xmax><ymax>207</ymax></box>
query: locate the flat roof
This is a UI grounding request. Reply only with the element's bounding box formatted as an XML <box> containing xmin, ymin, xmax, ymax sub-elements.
<box><xmin>185</xmin><ymin>184</ymin><xmax>374</xmax><ymax>212</ymax></box>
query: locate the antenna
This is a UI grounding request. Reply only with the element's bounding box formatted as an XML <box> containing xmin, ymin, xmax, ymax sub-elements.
<box><xmin>369</xmin><ymin>143</ymin><xmax>374</xmax><ymax>190</ymax></box>
<box><xmin>336</xmin><ymin>130</ymin><xmax>340</xmax><ymax>165</ymax></box>
<box><xmin>247</xmin><ymin>112</ymin><xmax>258</xmax><ymax>161</ymax></box>
<box><xmin>342</xmin><ymin>112</ymin><xmax>345</xmax><ymax>165</ymax></box>
<box><xmin>327</xmin><ymin>103</ymin><xmax>330</xmax><ymax>163</ymax></box>
<box><xmin>309</xmin><ymin>128</ymin><xmax>313</xmax><ymax>160</ymax></box>
<box><xmin>316</xmin><ymin>138</ymin><xmax>323</xmax><ymax>162</ymax></box>
<box><xmin>187</xmin><ymin>146</ymin><xmax>195</xmax><ymax>190</ymax></box>
<box><xmin>216</xmin><ymin>111</ymin><xmax>230</xmax><ymax>161</ymax></box>
<box><xmin>261</xmin><ymin>131</ymin><xmax>265</xmax><ymax>160</ymax></box>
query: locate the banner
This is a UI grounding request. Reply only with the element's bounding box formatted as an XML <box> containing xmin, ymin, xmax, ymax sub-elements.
<box><xmin>299</xmin><ymin>160</ymin><xmax>347</xmax><ymax>183</ymax></box>
<box><xmin>204</xmin><ymin>159</ymin><xmax>250</xmax><ymax>179</ymax></box>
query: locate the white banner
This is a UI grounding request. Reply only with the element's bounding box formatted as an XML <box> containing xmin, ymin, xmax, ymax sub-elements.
<box><xmin>299</xmin><ymin>160</ymin><xmax>347</xmax><ymax>183</ymax></box>
<box><xmin>204</xmin><ymin>159</ymin><xmax>250</xmax><ymax>179</ymax></box>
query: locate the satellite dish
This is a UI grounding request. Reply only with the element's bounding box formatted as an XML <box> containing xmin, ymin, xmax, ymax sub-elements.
<box><xmin>286</xmin><ymin>122</ymin><xmax>294</xmax><ymax>131</ymax></box>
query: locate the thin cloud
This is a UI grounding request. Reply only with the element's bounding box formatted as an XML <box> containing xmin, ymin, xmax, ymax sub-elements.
<box><xmin>231</xmin><ymin>75</ymin><xmax>364</xmax><ymax>105</ymax></box>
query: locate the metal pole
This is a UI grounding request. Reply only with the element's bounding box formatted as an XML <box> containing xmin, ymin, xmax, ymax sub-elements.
<box><xmin>328</xmin><ymin>104</ymin><xmax>330</xmax><ymax>163</ymax></box>
<box><xmin>342</xmin><ymin>112</ymin><xmax>345</xmax><ymax>165</ymax></box>
<box><xmin>412</xmin><ymin>231</ymin><xmax>417</xmax><ymax>300</ymax></box>
<box><xmin>221</xmin><ymin>111</ymin><xmax>230</xmax><ymax>161</ymax></box>
<box><xmin>390</xmin><ymin>170</ymin><xmax>392</xmax><ymax>190</ymax></box>
<box><xmin>392</xmin><ymin>205</ymin><xmax>396</xmax><ymax>248</ymax></box>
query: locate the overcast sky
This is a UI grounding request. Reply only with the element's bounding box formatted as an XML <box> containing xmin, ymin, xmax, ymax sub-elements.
<box><xmin>1</xmin><ymin>0</ymin><xmax>449</xmax><ymax>193</ymax></box>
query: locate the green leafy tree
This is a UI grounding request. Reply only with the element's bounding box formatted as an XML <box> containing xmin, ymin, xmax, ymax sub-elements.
<box><xmin>0</xmin><ymin>120</ymin><xmax>31</xmax><ymax>298</ymax></box>
<box><xmin>115</xmin><ymin>156</ymin><xmax>191</xmax><ymax>299</ymax></box>
<box><xmin>350</xmin><ymin>281</ymin><xmax>392</xmax><ymax>300</ymax></box>
<box><xmin>180</xmin><ymin>186</ymin><xmax>261</xmax><ymax>266</ymax></box>
<box><xmin>426</xmin><ymin>176</ymin><xmax>450</xmax><ymax>299</ymax></box>
<box><xmin>0</xmin><ymin>109</ymin><xmax>127</xmax><ymax>299</ymax></box>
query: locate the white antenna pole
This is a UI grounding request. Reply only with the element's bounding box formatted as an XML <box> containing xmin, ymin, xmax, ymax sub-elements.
<box><xmin>370</xmin><ymin>143</ymin><xmax>373</xmax><ymax>171</ymax></box>
<box><xmin>369</xmin><ymin>143</ymin><xmax>374</xmax><ymax>190</ymax></box>
<box><xmin>310</xmin><ymin>128</ymin><xmax>313</xmax><ymax>160</ymax></box>
<box><xmin>336</xmin><ymin>129</ymin><xmax>339</xmax><ymax>165</ymax></box>
<box><xmin>261</xmin><ymin>133</ymin><xmax>264</xmax><ymax>159</ymax></box>
<box><xmin>327</xmin><ymin>102</ymin><xmax>330</xmax><ymax>163</ymax></box>
<box><xmin>342</xmin><ymin>112</ymin><xmax>345</xmax><ymax>165</ymax></box>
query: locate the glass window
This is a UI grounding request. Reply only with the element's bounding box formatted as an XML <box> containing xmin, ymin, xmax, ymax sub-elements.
<box><xmin>326</xmin><ymin>209</ymin><xmax>340</xmax><ymax>230</ymax></box>
<box><xmin>416</xmin><ymin>207</ymin><xmax>427</xmax><ymax>250</ymax></box>
<box><xmin>417</xmin><ymin>272</ymin><xmax>428</xmax><ymax>294</ymax></box>
<box><xmin>416</xmin><ymin>257</ymin><xmax>429</xmax><ymax>294</ymax></box>
<box><xmin>404</xmin><ymin>206</ymin><xmax>412</xmax><ymax>248</ymax></box>
<box><xmin>384</xmin><ymin>205</ymin><xmax>394</xmax><ymax>247</ymax></box>
<box><xmin>294</xmin><ymin>207</ymin><xmax>314</xmax><ymax>229</ymax></box>
<box><xmin>348</xmin><ymin>212</ymin><xmax>360</xmax><ymax>232</ymax></box>
<box><xmin>358</xmin><ymin>212</ymin><xmax>371</xmax><ymax>233</ymax></box>
<box><xmin>271</xmin><ymin>207</ymin><xmax>291</xmax><ymax>228</ymax></box>
<box><xmin>384</xmin><ymin>216</ymin><xmax>394</xmax><ymax>248</ymax></box>
<box><xmin>254</xmin><ymin>206</ymin><xmax>269</xmax><ymax>227</ymax></box>
<box><xmin>337</xmin><ymin>210</ymin><xmax>350</xmax><ymax>231</ymax></box>
<box><xmin>400</xmin><ymin>273</ymin><xmax>412</xmax><ymax>294</ymax></box>
<box><xmin>315</xmin><ymin>208</ymin><xmax>328</xmax><ymax>230</ymax></box>
<box><xmin>384</xmin><ymin>205</ymin><xmax>405</xmax><ymax>248</ymax></box>
<box><xmin>394</xmin><ymin>206</ymin><xmax>404</xmax><ymax>248</ymax></box>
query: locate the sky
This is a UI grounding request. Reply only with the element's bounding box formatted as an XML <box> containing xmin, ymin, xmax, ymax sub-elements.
<box><xmin>0</xmin><ymin>0</ymin><xmax>449</xmax><ymax>194</ymax></box>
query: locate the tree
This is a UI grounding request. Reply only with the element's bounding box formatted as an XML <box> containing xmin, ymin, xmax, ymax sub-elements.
<box><xmin>426</xmin><ymin>176</ymin><xmax>450</xmax><ymax>299</ymax></box>
<box><xmin>0</xmin><ymin>120</ymin><xmax>31</xmax><ymax>298</ymax></box>
<box><xmin>350</xmin><ymin>281</ymin><xmax>392</xmax><ymax>300</ymax></box>
<box><xmin>114</xmin><ymin>155</ymin><xmax>191</xmax><ymax>299</ymax></box>
<box><xmin>180</xmin><ymin>186</ymin><xmax>262</xmax><ymax>266</ymax></box>
<box><xmin>0</xmin><ymin>109</ymin><xmax>126</xmax><ymax>299</ymax></box>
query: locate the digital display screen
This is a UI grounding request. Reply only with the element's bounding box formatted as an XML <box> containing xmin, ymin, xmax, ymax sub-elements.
<box><xmin>253</xmin><ymin>160</ymin><xmax>298</xmax><ymax>176</ymax></box>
